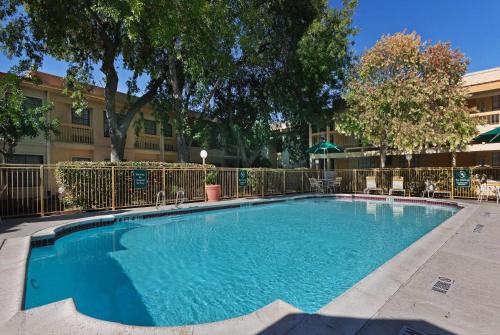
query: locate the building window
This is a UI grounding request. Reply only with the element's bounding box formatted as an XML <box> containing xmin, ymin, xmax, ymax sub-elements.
<box><xmin>493</xmin><ymin>152</ymin><xmax>500</xmax><ymax>166</ymax></box>
<box><xmin>163</xmin><ymin>123</ymin><xmax>173</xmax><ymax>138</ymax></box>
<box><xmin>479</xmin><ymin>101</ymin><xmax>487</xmax><ymax>113</ymax></box>
<box><xmin>103</xmin><ymin>111</ymin><xmax>110</xmax><ymax>137</ymax></box>
<box><xmin>72</xmin><ymin>109</ymin><xmax>91</xmax><ymax>126</ymax></box>
<box><xmin>72</xmin><ymin>157</ymin><xmax>91</xmax><ymax>162</ymax></box>
<box><xmin>23</xmin><ymin>97</ymin><xmax>43</xmax><ymax>111</ymax></box>
<box><xmin>6</xmin><ymin>154</ymin><xmax>43</xmax><ymax>164</ymax></box>
<box><xmin>493</xmin><ymin>96</ymin><xmax>500</xmax><ymax>110</ymax></box>
<box><xmin>143</xmin><ymin>120</ymin><xmax>157</xmax><ymax>135</ymax></box>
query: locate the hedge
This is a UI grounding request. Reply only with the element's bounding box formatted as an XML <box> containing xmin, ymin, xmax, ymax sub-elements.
<box><xmin>54</xmin><ymin>161</ymin><xmax>214</xmax><ymax>209</ymax></box>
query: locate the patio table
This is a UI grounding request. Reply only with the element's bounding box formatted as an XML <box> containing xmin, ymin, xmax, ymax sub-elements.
<box><xmin>319</xmin><ymin>179</ymin><xmax>341</xmax><ymax>193</ymax></box>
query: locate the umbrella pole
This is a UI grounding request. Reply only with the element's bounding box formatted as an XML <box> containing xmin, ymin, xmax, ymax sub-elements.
<box><xmin>323</xmin><ymin>148</ymin><xmax>327</xmax><ymax>178</ymax></box>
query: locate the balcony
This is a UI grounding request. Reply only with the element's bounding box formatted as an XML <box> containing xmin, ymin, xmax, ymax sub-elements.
<box><xmin>55</xmin><ymin>123</ymin><xmax>93</xmax><ymax>145</ymax></box>
<box><xmin>470</xmin><ymin>110</ymin><xmax>500</xmax><ymax>126</ymax></box>
<box><xmin>135</xmin><ymin>134</ymin><xmax>160</xmax><ymax>151</ymax></box>
<box><xmin>164</xmin><ymin>141</ymin><xmax>176</xmax><ymax>152</ymax></box>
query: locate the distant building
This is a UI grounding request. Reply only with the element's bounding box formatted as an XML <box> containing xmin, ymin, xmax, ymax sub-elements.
<box><xmin>308</xmin><ymin>67</ymin><xmax>500</xmax><ymax>169</ymax></box>
<box><xmin>1</xmin><ymin>72</ymin><xmax>240</xmax><ymax>166</ymax></box>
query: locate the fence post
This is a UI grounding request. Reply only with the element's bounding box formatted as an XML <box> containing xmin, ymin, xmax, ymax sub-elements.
<box><xmin>111</xmin><ymin>166</ymin><xmax>116</xmax><ymax>210</ymax></box>
<box><xmin>451</xmin><ymin>167</ymin><xmax>454</xmax><ymax>199</ymax></box>
<box><xmin>353</xmin><ymin>169</ymin><xmax>357</xmax><ymax>193</ymax></box>
<box><xmin>39</xmin><ymin>165</ymin><xmax>44</xmax><ymax>216</ymax></box>
<box><xmin>262</xmin><ymin>170</ymin><xmax>265</xmax><ymax>197</ymax></box>
<box><xmin>162</xmin><ymin>167</ymin><xmax>166</xmax><ymax>193</ymax></box>
<box><xmin>236</xmin><ymin>168</ymin><xmax>239</xmax><ymax>199</ymax></box>
<box><xmin>301</xmin><ymin>170</ymin><xmax>304</xmax><ymax>192</ymax></box>
<box><xmin>283</xmin><ymin>170</ymin><xmax>286</xmax><ymax>194</ymax></box>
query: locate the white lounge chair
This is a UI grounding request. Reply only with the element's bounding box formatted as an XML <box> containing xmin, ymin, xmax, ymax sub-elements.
<box><xmin>389</xmin><ymin>176</ymin><xmax>405</xmax><ymax>196</ymax></box>
<box><xmin>364</xmin><ymin>176</ymin><xmax>382</xmax><ymax>194</ymax></box>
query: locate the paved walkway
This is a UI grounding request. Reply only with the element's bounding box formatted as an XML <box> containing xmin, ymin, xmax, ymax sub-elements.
<box><xmin>1</xmin><ymin>197</ymin><xmax>499</xmax><ymax>334</ymax></box>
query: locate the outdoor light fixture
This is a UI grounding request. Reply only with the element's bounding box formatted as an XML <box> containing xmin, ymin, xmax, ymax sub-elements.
<box><xmin>405</xmin><ymin>153</ymin><xmax>412</xmax><ymax>167</ymax></box>
<box><xmin>200</xmin><ymin>150</ymin><xmax>208</xmax><ymax>165</ymax></box>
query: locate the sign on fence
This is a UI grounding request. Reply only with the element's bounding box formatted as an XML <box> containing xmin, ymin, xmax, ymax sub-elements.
<box><xmin>133</xmin><ymin>170</ymin><xmax>148</xmax><ymax>189</ymax></box>
<box><xmin>239</xmin><ymin>170</ymin><xmax>248</xmax><ymax>187</ymax></box>
<box><xmin>454</xmin><ymin>168</ymin><xmax>470</xmax><ymax>188</ymax></box>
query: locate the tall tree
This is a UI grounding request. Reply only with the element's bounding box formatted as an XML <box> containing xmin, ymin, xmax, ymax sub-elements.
<box><xmin>0</xmin><ymin>73</ymin><xmax>58</xmax><ymax>161</ymax></box>
<box><xmin>211</xmin><ymin>0</ymin><xmax>357</xmax><ymax>166</ymax></box>
<box><xmin>1</xmin><ymin>0</ymin><xmax>174</xmax><ymax>161</ymax></box>
<box><xmin>339</xmin><ymin>32</ymin><xmax>478</xmax><ymax>167</ymax></box>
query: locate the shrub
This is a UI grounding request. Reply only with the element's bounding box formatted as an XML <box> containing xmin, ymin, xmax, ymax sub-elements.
<box><xmin>55</xmin><ymin>161</ymin><xmax>212</xmax><ymax>209</ymax></box>
<box><xmin>204</xmin><ymin>170</ymin><xmax>218</xmax><ymax>185</ymax></box>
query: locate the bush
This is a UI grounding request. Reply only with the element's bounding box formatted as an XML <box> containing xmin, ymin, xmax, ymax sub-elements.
<box><xmin>204</xmin><ymin>170</ymin><xmax>218</xmax><ymax>185</ymax></box>
<box><xmin>55</xmin><ymin>161</ymin><xmax>213</xmax><ymax>209</ymax></box>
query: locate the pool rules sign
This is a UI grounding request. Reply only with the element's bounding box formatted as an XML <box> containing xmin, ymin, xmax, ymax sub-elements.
<box><xmin>133</xmin><ymin>170</ymin><xmax>148</xmax><ymax>189</ymax></box>
<box><xmin>454</xmin><ymin>168</ymin><xmax>470</xmax><ymax>188</ymax></box>
<box><xmin>239</xmin><ymin>170</ymin><xmax>248</xmax><ymax>187</ymax></box>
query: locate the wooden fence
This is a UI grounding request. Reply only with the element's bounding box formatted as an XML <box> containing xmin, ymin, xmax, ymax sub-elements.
<box><xmin>1</xmin><ymin>165</ymin><xmax>499</xmax><ymax>218</ymax></box>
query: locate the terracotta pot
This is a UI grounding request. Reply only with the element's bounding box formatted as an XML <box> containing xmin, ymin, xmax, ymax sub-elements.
<box><xmin>205</xmin><ymin>184</ymin><xmax>221</xmax><ymax>202</ymax></box>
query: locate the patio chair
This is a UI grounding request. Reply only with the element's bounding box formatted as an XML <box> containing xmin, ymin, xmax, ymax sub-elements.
<box><xmin>325</xmin><ymin>176</ymin><xmax>342</xmax><ymax>193</ymax></box>
<box><xmin>308</xmin><ymin>178</ymin><xmax>324</xmax><ymax>193</ymax></box>
<box><xmin>332</xmin><ymin>177</ymin><xmax>342</xmax><ymax>192</ymax></box>
<box><xmin>422</xmin><ymin>179</ymin><xmax>435</xmax><ymax>198</ymax></box>
<box><xmin>478</xmin><ymin>180</ymin><xmax>500</xmax><ymax>204</ymax></box>
<box><xmin>323</xmin><ymin>170</ymin><xmax>336</xmax><ymax>181</ymax></box>
<box><xmin>389</xmin><ymin>176</ymin><xmax>405</xmax><ymax>196</ymax></box>
<box><xmin>364</xmin><ymin>176</ymin><xmax>382</xmax><ymax>194</ymax></box>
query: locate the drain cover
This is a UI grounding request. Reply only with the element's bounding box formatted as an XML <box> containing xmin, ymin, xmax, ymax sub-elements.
<box><xmin>398</xmin><ymin>325</ymin><xmax>429</xmax><ymax>335</ymax></box>
<box><xmin>432</xmin><ymin>276</ymin><xmax>454</xmax><ymax>294</ymax></box>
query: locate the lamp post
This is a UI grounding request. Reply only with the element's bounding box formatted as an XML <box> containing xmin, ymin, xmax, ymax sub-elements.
<box><xmin>200</xmin><ymin>150</ymin><xmax>208</xmax><ymax>201</ymax></box>
<box><xmin>405</xmin><ymin>153</ymin><xmax>412</xmax><ymax>168</ymax></box>
<box><xmin>200</xmin><ymin>149</ymin><xmax>208</xmax><ymax>166</ymax></box>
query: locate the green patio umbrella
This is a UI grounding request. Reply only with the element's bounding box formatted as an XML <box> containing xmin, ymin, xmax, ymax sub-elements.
<box><xmin>474</xmin><ymin>127</ymin><xmax>500</xmax><ymax>143</ymax></box>
<box><xmin>306</xmin><ymin>140</ymin><xmax>343</xmax><ymax>176</ymax></box>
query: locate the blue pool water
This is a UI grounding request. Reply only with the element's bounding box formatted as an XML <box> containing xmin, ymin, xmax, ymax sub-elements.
<box><xmin>25</xmin><ymin>198</ymin><xmax>457</xmax><ymax>326</ymax></box>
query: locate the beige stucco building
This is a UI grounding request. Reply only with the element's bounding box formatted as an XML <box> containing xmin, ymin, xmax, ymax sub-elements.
<box><xmin>3</xmin><ymin>72</ymin><xmax>240</xmax><ymax>166</ymax></box>
<box><xmin>308</xmin><ymin>67</ymin><xmax>500</xmax><ymax>169</ymax></box>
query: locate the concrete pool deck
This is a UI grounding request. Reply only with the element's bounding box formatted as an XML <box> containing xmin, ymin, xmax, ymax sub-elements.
<box><xmin>0</xmin><ymin>194</ymin><xmax>499</xmax><ymax>334</ymax></box>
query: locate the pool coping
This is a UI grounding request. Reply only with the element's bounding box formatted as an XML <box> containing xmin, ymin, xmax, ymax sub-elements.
<box><xmin>0</xmin><ymin>194</ymin><xmax>475</xmax><ymax>334</ymax></box>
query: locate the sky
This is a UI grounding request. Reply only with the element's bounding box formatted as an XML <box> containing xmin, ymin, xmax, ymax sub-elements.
<box><xmin>1</xmin><ymin>0</ymin><xmax>500</xmax><ymax>92</ymax></box>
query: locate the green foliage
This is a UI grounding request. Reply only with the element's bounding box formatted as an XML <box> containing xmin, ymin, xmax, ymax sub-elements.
<box><xmin>339</xmin><ymin>32</ymin><xmax>478</xmax><ymax>167</ymax></box>
<box><xmin>280</xmin><ymin>124</ymin><xmax>310</xmax><ymax>166</ymax></box>
<box><xmin>54</xmin><ymin>161</ymin><xmax>211</xmax><ymax>208</ymax></box>
<box><xmin>0</xmin><ymin>0</ymin><xmax>176</xmax><ymax>160</ymax></box>
<box><xmin>204</xmin><ymin>169</ymin><xmax>218</xmax><ymax>185</ymax></box>
<box><xmin>0</xmin><ymin>73</ymin><xmax>58</xmax><ymax>160</ymax></box>
<box><xmin>1</xmin><ymin>0</ymin><xmax>357</xmax><ymax>164</ymax></box>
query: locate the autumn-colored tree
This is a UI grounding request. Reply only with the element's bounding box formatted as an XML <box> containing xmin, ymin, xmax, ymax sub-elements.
<box><xmin>339</xmin><ymin>32</ymin><xmax>478</xmax><ymax>167</ymax></box>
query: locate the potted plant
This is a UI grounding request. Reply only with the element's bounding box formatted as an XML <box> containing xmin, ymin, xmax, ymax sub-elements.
<box><xmin>204</xmin><ymin>170</ymin><xmax>221</xmax><ymax>201</ymax></box>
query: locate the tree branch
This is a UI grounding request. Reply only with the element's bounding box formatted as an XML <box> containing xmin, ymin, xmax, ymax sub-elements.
<box><xmin>122</xmin><ymin>78</ymin><xmax>163</xmax><ymax>127</ymax></box>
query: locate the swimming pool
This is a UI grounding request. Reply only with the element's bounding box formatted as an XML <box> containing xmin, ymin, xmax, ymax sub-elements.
<box><xmin>25</xmin><ymin>197</ymin><xmax>458</xmax><ymax>326</ymax></box>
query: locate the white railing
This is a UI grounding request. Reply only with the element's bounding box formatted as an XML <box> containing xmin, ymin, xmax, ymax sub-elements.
<box><xmin>470</xmin><ymin>110</ymin><xmax>500</xmax><ymax>125</ymax></box>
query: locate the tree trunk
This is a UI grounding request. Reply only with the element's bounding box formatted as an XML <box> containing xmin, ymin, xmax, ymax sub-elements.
<box><xmin>110</xmin><ymin>128</ymin><xmax>127</xmax><ymax>162</ymax></box>
<box><xmin>379</xmin><ymin>144</ymin><xmax>387</xmax><ymax>168</ymax></box>
<box><xmin>176</xmin><ymin>134</ymin><xmax>190</xmax><ymax>163</ymax></box>
<box><xmin>451</xmin><ymin>151</ymin><xmax>457</xmax><ymax>167</ymax></box>
<box><xmin>102</xmin><ymin>50</ymin><xmax>124</xmax><ymax>162</ymax></box>
<box><xmin>167</xmin><ymin>46</ymin><xmax>191</xmax><ymax>163</ymax></box>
